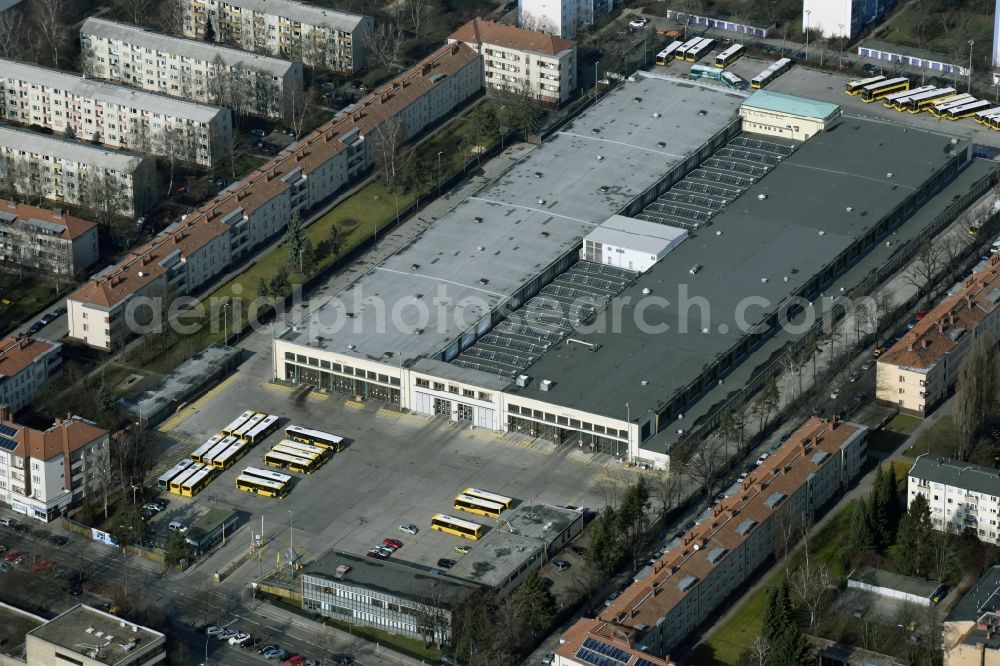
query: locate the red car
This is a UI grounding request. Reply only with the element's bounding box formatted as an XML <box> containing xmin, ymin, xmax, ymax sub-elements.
<box><xmin>31</xmin><ymin>560</ymin><xmax>52</xmax><ymax>571</ymax></box>
<box><xmin>3</xmin><ymin>550</ymin><xmax>22</xmax><ymax>562</ymax></box>
<box><xmin>283</xmin><ymin>656</ymin><xmax>304</xmax><ymax>666</ymax></box>
<box><xmin>382</xmin><ymin>538</ymin><xmax>403</xmax><ymax>550</ymax></box>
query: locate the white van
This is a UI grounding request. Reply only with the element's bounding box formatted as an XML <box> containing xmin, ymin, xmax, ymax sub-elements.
<box><xmin>398</xmin><ymin>523</ymin><xmax>418</xmax><ymax>535</ymax></box>
<box><xmin>168</xmin><ymin>521</ymin><xmax>187</xmax><ymax>533</ymax></box>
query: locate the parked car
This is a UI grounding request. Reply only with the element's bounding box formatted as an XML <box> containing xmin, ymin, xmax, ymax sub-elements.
<box><xmin>542</xmin><ymin>652</ymin><xmax>556</xmax><ymax>664</ymax></box>
<box><xmin>283</xmin><ymin>656</ymin><xmax>304</xmax><ymax>666</ymax></box>
<box><xmin>755</xmin><ymin>452</ymin><xmax>769</xmax><ymax>466</ymax></box>
<box><xmin>265</xmin><ymin>648</ymin><xmax>289</xmax><ymax>660</ymax></box>
<box><xmin>830</xmin><ymin>388</ymin><xmax>841</xmax><ymax>400</ymax></box>
<box><xmin>218</xmin><ymin>629</ymin><xmax>239</xmax><ymax>641</ymax></box>
<box><xmin>229</xmin><ymin>633</ymin><xmax>252</xmax><ymax>646</ymax></box>
<box><xmin>437</xmin><ymin>558</ymin><xmax>457</xmax><ymax>569</ymax></box>
<box><xmin>142</xmin><ymin>503</ymin><xmax>162</xmax><ymax>513</ymax></box>
<box><xmin>68</xmin><ymin>583</ymin><xmax>83</xmax><ymax>596</ymax></box>
<box><xmin>250</xmin><ymin>128</ymin><xmax>267</xmax><ymax>137</ymax></box>
<box><xmin>382</xmin><ymin>538</ymin><xmax>403</xmax><ymax>549</ymax></box>
<box><xmin>552</xmin><ymin>559</ymin><xmax>571</xmax><ymax>572</ymax></box>
<box><xmin>628</xmin><ymin>17</ymin><xmax>649</xmax><ymax>28</ymax></box>
<box><xmin>50</xmin><ymin>535</ymin><xmax>68</xmax><ymax>546</ymax></box>
<box><xmin>737</xmin><ymin>471</ymin><xmax>749</xmax><ymax>483</ymax></box>
<box><xmin>3</xmin><ymin>550</ymin><xmax>23</xmax><ymax>562</ymax></box>
<box><xmin>569</xmin><ymin>545</ymin><xmax>586</xmax><ymax>556</ymax></box>
<box><xmin>604</xmin><ymin>591</ymin><xmax>620</xmax><ymax>606</ymax></box>
<box><xmin>330</xmin><ymin>657</ymin><xmax>353</xmax><ymax>665</ymax></box>
<box><xmin>206</xmin><ymin>626</ymin><xmax>225</xmax><ymax>637</ymax></box>
<box><xmin>168</xmin><ymin>521</ymin><xmax>187</xmax><ymax>533</ymax></box>
<box><xmin>454</xmin><ymin>544</ymin><xmax>471</xmax><ymax>554</ymax></box>
<box><xmin>373</xmin><ymin>546</ymin><xmax>393</xmax><ymax>558</ymax></box>
<box><xmin>366</xmin><ymin>549</ymin><xmax>387</xmax><ymax>560</ymax></box>
<box><xmin>0</xmin><ymin>562</ymin><xmax>9</xmax><ymax>573</ymax></box>
<box><xmin>0</xmin><ymin>518</ymin><xmax>16</xmax><ymax>527</ymax></box>
<box><xmin>258</xmin><ymin>644</ymin><xmax>279</xmax><ymax>655</ymax></box>
<box><xmin>861</xmin><ymin>358</ymin><xmax>874</xmax><ymax>371</ymax></box>
<box><xmin>399</xmin><ymin>523</ymin><xmax>418</xmax><ymax>535</ymax></box>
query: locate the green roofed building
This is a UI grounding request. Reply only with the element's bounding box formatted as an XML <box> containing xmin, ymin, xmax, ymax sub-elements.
<box><xmin>185</xmin><ymin>508</ymin><xmax>238</xmax><ymax>555</ymax></box>
<box><xmin>740</xmin><ymin>90</ymin><xmax>842</xmax><ymax>140</ymax></box>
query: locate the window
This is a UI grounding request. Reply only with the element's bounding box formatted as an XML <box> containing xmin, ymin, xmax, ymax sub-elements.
<box><xmin>433</xmin><ymin>382</ymin><xmax>445</xmax><ymax>391</ymax></box>
<box><xmin>462</xmin><ymin>389</ymin><xmax>475</xmax><ymax>398</ymax></box>
<box><xmin>55</xmin><ymin>654</ymin><xmax>84</xmax><ymax>666</ymax></box>
<box><xmin>478</xmin><ymin>391</ymin><xmax>491</xmax><ymax>401</ymax></box>
<box><xmin>416</xmin><ymin>378</ymin><xmax>430</xmax><ymax>388</ymax></box>
<box><xmin>448</xmin><ymin>385</ymin><xmax>459</xmax><ymax>394</ymax></box>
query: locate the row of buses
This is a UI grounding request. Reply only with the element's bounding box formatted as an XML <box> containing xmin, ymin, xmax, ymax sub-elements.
<box><xmin>430</xmin><ymin>488</ymin><xmax>516</xmax><ymax>541</ymax></box>
<box><xmin>239</xmin><ymin>425</ymin><xmax>345</xmax><ymax>496</ymax></box>
<box><xmin>845</xmin><ymin>75</ymin><xmax>1000</xmax><ymax>125</ymax></box>
<box><xmin>750</xmin><ymin>58</ymin><xmax>792</xmax><ymax>90</ymax></box>
<box><xmin>656</xmin><ymin>37</ymin><xmax>723</xmax><ymax>66</ymax></box>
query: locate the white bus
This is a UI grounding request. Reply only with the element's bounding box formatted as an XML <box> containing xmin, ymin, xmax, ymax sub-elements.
<box><xmin>715</xmin><ymin>43</ymin><xmax>744</xmax><ymax>68</ymax></box>
<box><xmin>686</xmin><ymin>37</ymin><xmax>715</xmax><ymax>62</ymax></box>
<box><xmin>209</xmin><ymin>440</ymin><xmax>248</xmax><ymax>470</ymax></box>
<box><xmin>656</xmin><ymin>40</ymin><xmax>684</xmax><ymax>65</ymax></box>
<box><xmin>463</xmin><ymin>488</ymin><xmax>514</xmax><ymax>510</ymax></box>
<box><xmin>274</xmin><ymin>439</ymin><xmax>326</xmax><ymax>458</ymax></box>
<box><xmin>158</xmin><ymin>459</ymin><xmax>195</xmax><ymax>491</ymax></box>
<box><xmin>881</xmin><ymin>84</ymin><xmax>934</xmax><ymax>108</ymax></box>
<box><xmin>674</xmin><ymin>37</ymin><xmax>702</xmax><ymax>61</ymax></box>
<box><xmin>232</xmin><ymin>412</ymin><xmax>265</xmax><ymax>439</ymax></box>
<box><xmin>203</xmin><ymin>435</ymin><xmax>238</xmax><ymax>465</ymax></box>
<box><xmin>245</xmin><ymin>414</ymin><xmax>279</xmax><ymax>445</ymax></box>
<box><xmin>169</xmin><ymin>462</ymin><xmax>208</xmax><ymax>494</ymax></box>
<box><xmin>285</xmin><ymin>425</ymin><xmax>345</xmax><ymax>452</ymax></box>
<box><xmin>222</xmin><ymin>410</ymin><xmax>256</xmax><ymax>436</ymax></box>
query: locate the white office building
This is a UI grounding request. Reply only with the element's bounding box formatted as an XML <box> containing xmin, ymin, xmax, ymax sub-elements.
<box><xmin>81</xmin><ymin>18</ymin><xmax>304</xmax><ymax>120</ymax></box>
<box><xmin>181</xmin><ymin>0</ymin><xmax>372</xmax><ymax>73</ymax></box>
<box><xmin>0</xmin><ymin>58</ymin><xmax>232</xmax><ymax>167</ymax></box>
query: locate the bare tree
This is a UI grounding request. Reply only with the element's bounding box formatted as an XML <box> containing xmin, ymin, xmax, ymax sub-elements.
<box><xmin>155</xmin><ymin>0</ymin><xmax>186</xmax><ymax>34</ymax></box>
<box><xmin>82</xmin><ymin>172</ymin><xmax>131</xmax><ymax>240</ymax></box>
<box><xmin>651</xmin><ymin>470</ymin><xmax>683</xmax><ymax>519</ymax></box>
<box><xmin>364</xmin><ymin>19</ymin><xmax>404</xmax><ymax>71</ymax></box>
<box><xmin>372</xmin><ymin>115</ymin><xmax>408</xmax><ymax>188</ymax></box>
<box><xmin>0</xmin><ymin>9</ymin><xmax>24</xmax><ymax>59</ymax></box>
<box><xmin>113</xmin><ymin>0</ymin><xmax>152</xmax><ymax>26</ymax></box>
<box><xmin>740</xmin><ymin>635</ymin><xmax>772</xmax><ymax>666</ymax></box>
<box><xmin>156</xmin><ymin>125</ymin><xmax>197</xmax><ymax>197</ymax></box>
<box><xmin>404</xmin><ymin>0</ymin><xmax>431</xmax><ymax>39</ymax></box>
<box><xmin>682</xmin><ymin>443</ymin><xmax>724</xmax><ymax>498</ymax></box>
<box><xmin>858</xmin><ymin>287</ymin><xmax>895</xmax><ymax>344</ymax></box>
<box><xmin>285</xmin><ymin>87</ymin><xmax>317</xmax><ymax>139</ymax></box>
<box><xmin>953</xmin><ymin>334</ymin><xmax>997</xmax><ymax>461</ymax></box>
<box><xmin>791</xmin><ymin>561</ymin><xmax>836</xmax><ymax>628</ymax></box>
<box><xmin>30</xmin><ymin>0</ymin><xmax>68</xmax><ymax>68</ymax></box>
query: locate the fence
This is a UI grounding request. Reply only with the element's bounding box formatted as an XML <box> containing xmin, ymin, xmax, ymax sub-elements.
<box><xmin>674</xmin><ymin>165</ymin><xmax>998</xmax><ymax>448</ymax></box>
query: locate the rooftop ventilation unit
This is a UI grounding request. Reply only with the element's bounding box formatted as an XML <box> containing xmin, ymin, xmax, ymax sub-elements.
<box><xmin>516</xmin><ymin>374</ymin><xmax>531</xmax><ymax>387</ymax></box>
<box><xmin>347</xmin><ymin>344</ymin><xmax>356</xmax><ymax>351</ymax></box>
<box><xmin>652</xmin><ymin>112</ymin><xmax>661</xmax><ymax>118</ymax></box>
<box><xmin>534</xmin><ymin>171</ymin><xmax>543</xmax><ymax>178</ymax></box>
<box><xmin>642</xmin><ymin>287</ymin><xmax>651</xmax><ymax>295</ymax></box>
<box><xmin>539</xmin><ymin>379</ymin><xmax>554</xmax><ymax>391</ymax></box>
<box><xmin>757</xmin><ymin>193</ymin><xmax>767</xmax><ymax>200</ymax></box>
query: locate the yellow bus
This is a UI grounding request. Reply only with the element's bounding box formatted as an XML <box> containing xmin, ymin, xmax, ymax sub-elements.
<box><xmin>236</xmin><ymin>466</ymin><xmax>292</xmax><ymax>498</ymax></box>
<box><xmin>463</xmin><ymin>488</ymin><xmax>514</xmax><ymax>510</ymax></box>
<box><xmin>222</xmin><ymin>410</ymin><xmax>256</xmax><ymax>436</ymax></box>
<box><xmin>169</xmin><ymin>462</ymin><xmax>207</xmax><ymax>494</ymax></box>
<box><xmin>244</xmin><ymin>414</ymin><xmax>279</xmax><ymax>445</ymax></box>
<box><xmin>844</xmin><ymin>75</ymin><xmax>886</xmax><ymax>95</ymax></box>
<box><xmin>209</xmin><ymin>439</ymin><xmax>247</xmax><ymax>470</ymax></box>
<box><xmin>190</xmin><ymin>434</ymin><xmax>224</xmax><ymax>463</ymax></box>
<box><xmin>275</xmin><ymin>439</ymin><xmax>327</xmax><ymax>459</ymax></box>
<box><xmin>454</xmin><ymin>494</ymin><xmax>505</xmax><ymax>518</ymax></box>
<box><xmin>264</xmin><ymin>448</ymin><xmax>323</xmax><ymax>475</ymax></box>
<box><xmin>750</xmin><ymin>58</ymin><xmax>791</xmax><ymax>89</ymax></box>
<box><xmin>285</xmin><ymin>425</ymin><xmax>345</xmax><ymax>452</ymax></box>
<box><xmin>431</xmin><ymin>513</ymin><xmax>484</xmax><ymax>541</ymax></box>
<box><xmin>656</xmin><ymin>40</ymin><xmax>683</xmax><ymax>65</ymax></box>
<box><xmin>179</xmin><ymin>466</ymin><xmax>215</xmax><ymax>497</ymax></box>
<box><xmin>158</xmin><ymin>459</ymin><xmax>194</xmax><ymax>491</ymax></box>
<box><xmin>860</xmin><ymin>77</ymin><xmax>910</xmax><ymax>103</ymax></box>
<box><xmin>715</xmin><ymin>43</ymin><xmax>744</xmax><ymax>68</ymax></box>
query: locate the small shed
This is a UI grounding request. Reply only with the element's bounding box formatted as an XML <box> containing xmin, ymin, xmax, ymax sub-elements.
<box><xmin>847</xmin><ymin>566</ymin><xmax>944</xmax><ymax>607</ymax></box>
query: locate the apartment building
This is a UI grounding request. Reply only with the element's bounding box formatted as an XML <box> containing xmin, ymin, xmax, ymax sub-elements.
<box><xmin>301</xmin><ymin>550</ymin><xmax>476</xmax><ymax>645</ymax></box>
<box><xmin>944</xmin><ymin>566</ymin><xmax>1000</xmax><ymax>666</ymax></box>
<box><xmin>518</xmin><ymin>0</ymin><xmax>612</xmax><ymax>39</ymax></box>
<box><xmin>0</xmin><ymin>200</ymin><xmax>98</xmax><ymax>276</ymax></box>
<box><xmin>0</xmin><ymin>126</ymin><xmax>156</xmax><ymax>217</ymax></box>
<box><xmin>0</xmin><ymin>337</ymin><xmax>62</xmax><ymax>414</ymax></box>
<box><xmin>877</xmin><ymin>254</ymin><xmax>1000</xmax><ymax>417</ymax></box>
<box><xmin>907</xmin><ymin>454</ymin><xmax>1000</xmax><ymax>544</ymax></box>
<box><xmin>0</xmin><ymin>408</ymin><xmax>109</xmax><ymax>522</ymax></box>
<box><xmin>66</xmin><ymin>42</ymin><xmax>483</xmax><ymax>351</ymax></box>
<box><xmin>557</xmin><ymin>417</ymin><xmax>868</xmax><ymax>662</ymax></box>
<box><xmin>0</xmin><ymin>58</ymin><xmax>232</xmax><ymax>167</ymax></box>
<box><xmin>81</xmin><ymin>18</ymin><xmax>304</xmax><ymax>120</ymax></box>
<box><xmin>448</xmin><ymin>18</ymin><xmax>577</xmax><ymax>107</ymax></box>
<box><xmin>181</xmin><ymin>0</ymin><xmax>372</xmax><ymax>73</ymax></box>
<box><xmin>802</xmin><ymin>0</ymin><xmax>897</xmax><ymax>39</ymax></box>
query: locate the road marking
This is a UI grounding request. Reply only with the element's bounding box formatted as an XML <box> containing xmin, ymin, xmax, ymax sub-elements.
<box><xmin>346</xmin><ymin>400</ymin><xmax>365</xmax><ymax>410</ymax></box>
<box><xmin>157</xmin><ymin>374</ymin><xmax>238</xmax><ymax>431</ymax></box>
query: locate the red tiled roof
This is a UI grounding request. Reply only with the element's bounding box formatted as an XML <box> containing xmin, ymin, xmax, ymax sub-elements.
<box><xmin>879</xmin><ymin>253</ymin><xmax>1000</xmax><ymax>370</ymax></box>
<box><xmin>0</xmin><ymin>336</ymin><xmax>54</xmax><ymax>380</ymax></box>
<box><xmin>556</xmin><ymin>619</ymin><xmax>673</xmax><ymax>665</ymax></box>
<box><xmin>449</xmin><ymin>18</ymin><xmax>576</xmax><ymax>56</ymax></box>
<box><xmin>3</xmin><ymin>415</ymin><xmax>107</xmax><ymax>460</ymax></box>
<box><xmin>0</xmin><ymin>199</ymin><xmax>96</xmax><ymax>240</ymax></box>
<box><xmin>68</xmin><ymin>42</ymin><xmax>480</xmax><ymax>309</ymax></box>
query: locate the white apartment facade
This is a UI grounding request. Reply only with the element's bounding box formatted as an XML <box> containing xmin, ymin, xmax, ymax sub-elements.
<box><xmin>0</xmin><ymin>412</ymin><xmax>109</xmax><ymax>523</ymax></box>
<box><xmin>66</xmin><ymin>43</ymin><xmax>484</xmax><ymax>351</ymax></box>
<box><xmin>448</xmin><ymin>18</ymin><xmax>577</xmax><ymax>107</ymax></box>
<box><xmin>878</xmin><ymin>255</ymin><xmax>1000</xmax><ymax>416</ymax></box>
<box><xmin>0</xmin><ymin>58</ymin><xmax>232</xmax><ymax>167</ymax></box>
<box><xmin>0</xmin><ymin>337</ymin><xmax>62</xmax><ymax>415</ymax></box>
<box><xmin>518</xmin><ymin>0</ymin><xmax>611</xmax><ymax>39</ymax></box>
<box><xmin>80</xmin><ymin>17</ymin><xmax>304</xmax><ymax>120</ymax></box>
<box><xmin>0</xmin><ymin>126</ymin><xmax>156</xmax><ymax>217</ymax></box>
<box><xmin>0</xmin><ymin>200</ymin><xmax>99</xmax><ymax>276</ymax></box>
<box><xmin>181</xmin><ymin>0</ymin><xmax>372</xmax><ymax>73</ymax></box>
<box><xmin>909</xmin><ymin>454</ymin><xmax>1000</xmax><ymax>544</ymax></box>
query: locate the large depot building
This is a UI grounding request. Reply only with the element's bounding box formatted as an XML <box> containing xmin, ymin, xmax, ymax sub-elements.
<box><xmin>273</xmin><ymin>80</ymin><xmax>996</xmax><ymax>470</ymax></box>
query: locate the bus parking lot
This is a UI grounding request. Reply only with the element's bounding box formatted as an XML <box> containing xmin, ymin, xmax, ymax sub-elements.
<box><xmin>150</xmin><ymin>377</ymin><xmax>620</xmax><ymax>579</ymax></box>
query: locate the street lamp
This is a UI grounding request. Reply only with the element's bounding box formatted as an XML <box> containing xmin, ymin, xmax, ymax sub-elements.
<box><xmin>298</xmin><ymin>247</ymin><xmax>304</xmax><ymax>273</ymax></box>
<box><xmin>968</xmin><ymin>40</ymin><xmax>975</xmax><ymax>93</ymax></box>
<box><xmin>594</xmin><ymin>61</ymin><xmax>601</xmax><ymax>96</ymax></box>
<box><xmin>288</xmin><ymin>509</ymin><xmax>294</xmax><ymax>569</ymax></box>
<box><xmin>221</xmin><ymin>302</ymin><xmax>229</xmax><ymax>345</ymax></box>
<box><xmin>436</xmin><ymin>150</ymin><xmax>443</xmax><ymax>197</ymax></box>
<box><xmin>838</xmin><ymin>24</ymin><xmax>845</xmax><ymax>68</ymax></box>
<box><xmin>499</xmin><ymin>105</ymin><xmax>508</xmax><ymax>151</ymax></box>
<box><xmin>804</xmin><ymin>10</ymin><xmax>811</xmax><ymax>62</ymax></box>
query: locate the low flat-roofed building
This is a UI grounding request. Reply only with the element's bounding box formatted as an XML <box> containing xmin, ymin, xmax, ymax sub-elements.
<box><xmin>184</xmin><ymin>507</ymin><xmax>238</xmax><ymax>555</ymax></box>
<box><xmin>0</xmin><ymin>411</ymin><xmax>110</xmax><ymax>522</ymax></box>
<box><xmin>878</xmin><ymin>255</ymin><xmax>1000</xmax><ymax>416</ymax></box>
<box><xmin>25</xmin><ymin>604</ymin><xmax>165</xmax><ymax>666</ymax></box>
<box><xmin>858</xmin><ymin>39</ymin><xmax>965</xmax><ymax>77</ymax></box>
<box><xmin>300</xmin><ymin>549</ymin><xmax>476</xmax><ymax>645</ymax></box>
<box><xmin>448</xmin><ymin>18</ymin><xmax>577</xmax><ymax>107</ymax></box>
<box><xmin>739</xmin><ymin>90</ymin><xmax>842</xmax><ymax>140</ymax></box>
<box><xmin>81</xmin><ymin>18</ymin><xmax>304</xmax><ymax>120</ymax></box>
<box><xmin>846</xmin><ymin>566</ymin><xmax>943</xmax><ymax>606</ymax></box>
<box><xmin>446</xmin><ymin>528</ymin><xmax>545</xmax><ymax>596</ymax></box>
<box><xmin>945</xmin><ymin>566</ymin><xmax>1000</xmax><ymax>662</ymax></box>
<box><xmin>0</xmin><ymin>199</ymin><xmax>99</xmax><ymax>276</ymax></box>
<box><xmin>0</xmin><ymin>58</ymin><xmax>232</xmax><ymax>167</ymax></box>
<box><xmin>499</xmin><ymin>502</ymin><xmax>584</xmax><ymax>557</ymax></box>
<box><xmin>908</xmin><ymin>454</ymin><xmax>1000</xmax><ymax>544</ymax></box>
<box><xmin>0</xmin><ymin>600</ymin><xmax>45</xmax><ymax>664</ymax></box>
<box><xmin>581</xmin><ymin>215</ymin><xmax>688</xmax><ymax>273</ymax></box>
<box><xmin>558</xmin><ymin>417</ymin><xmax>867</xmax><ymax>661</ymax></box>
<box><xmin>0</xmin><ymin>336</ymin><xmax>61</xmax><ymax>414</ymax></box>
<box><xmin>0</xmin><ymin>126</ymin><xmax>156</xmax><ymax>217</ymax></box>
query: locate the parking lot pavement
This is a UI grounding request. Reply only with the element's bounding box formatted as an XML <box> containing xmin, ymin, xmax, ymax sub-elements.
<box><xmin>153</xmin><ymin>371</ymin><xmax>625</xmax><ymax>578</ymax></box>
<box><xmin>653</xmin><ymin>55</ymin><xmax>1000</xmax><ymax>149</ymax></box>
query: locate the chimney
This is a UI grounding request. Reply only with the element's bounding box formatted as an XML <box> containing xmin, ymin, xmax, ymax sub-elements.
<box><xmin>0</xmin><ymin>404</ymin><xmax>9</xmax><ymax>422</ymax></box>
<box><xmin>949</xmin><ymin>312</ymin><xmax>956</xmax><ymax>325</ymax></box>
<box><xmin>967</xmin><ymin>294</ymin><xmax>974</xmax><ymax>308</ymax></box>
<box><xmin>421</xmin><ymin>63</ymin><xmax>433</xmax><ymax>76</ymax></box>
<box><xmin>53</xmin><ymin>209</ymin><xmax>63</xmax><ymax>219</ymax></box>
<box><xmin>908</xmin><ymin>342</ymin><xmax>914</xmax><ymax>352</ymax></box>
<box><xmin>922</xmin><ymin>338</ymin><xmax>932</xmax><ymax>349</ymax></box>
<box><xmin>938</xmin><ymin>320</ymin><xmax>946</xmax><ymax>334</ymax></box>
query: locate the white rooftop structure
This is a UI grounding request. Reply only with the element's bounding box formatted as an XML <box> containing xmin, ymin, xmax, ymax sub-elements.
<box><xmin>582</xmin><ymin>215</ymin><xmax>688</xmax><ymax>272</ymax></box>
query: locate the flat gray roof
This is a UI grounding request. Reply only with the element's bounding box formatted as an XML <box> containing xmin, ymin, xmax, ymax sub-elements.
<box><xmin>285</xmin><ymin>75</ymin><xmax>746</xmax><ymax>365</ymax></box>
<box><xmin>446</xmin><ymin>528</ymin><xmax>544</xmax><ymax>589</ymax></box>
<box><xmin>948</xmin><ymin>565</ymin><xmax>1000</xmax><ymax>622</ymax></box>
<box><xmin>0</xmin><ymin>602</ymin><xmax>43</xmax><ymax>659</ymax></box>
<box><xmin>81</xmin><ymin>18</ymin><xmax>300</xmax><ymax>77</ymax></box>
<box><xmin>849</xmin><ymin>566</ymin><xmax>942</xmax><ymax>599</ymax></box>
<box><xmin>28</xmin><ymin>605</ymin><xmax>164</xmax><ymax>664</ymax></box>
<box><xmin>909</xmin><ymin>454</ymin><xmax>1000</xmax><ymax>498</ymax></box>
<box><xmin>0</xmin><ymin>124</ymin><xmax>150</xmax><ymax>171</ymax></box>
<box><xmin>302</xmin><ymin>549</ymin><xmax>475</xmax><ymax>608</ymax></box>
<box><xmin>0</xmin><ymin>58</ymin><xmax>226</xmax><ymax>123</ymax></box>
<box><xmin>219</xmin><ymin>0</ymin><xmax>368</xmax><ymax>32</ymax></box>
<box><xmin>508</xmin><ymin>118</ymin><xmax>970</xmax><ymax>420</ymax></box>
<box><xmin>502</xmin><ymin>503</ymin><xmax>583</xmax><ymax>543</ymax></box>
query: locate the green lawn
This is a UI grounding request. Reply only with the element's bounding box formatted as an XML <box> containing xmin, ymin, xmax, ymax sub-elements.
<box><xmin>905</xmin><ymin>415</ymin><xmax>956</xmax><ymax>459</ymax></box>
<box><xmin>868</xmin><ymin>413</ymin><xmax>921</xmax><ymax>453</ymax></box>
<box><xmin>0</xmin><ymin>273</ymin><xmax>70</xmax><ymax>336</ymax></box>
<box><xmin>688</xmin><ymin>501</ymin><xmax>857</xmax><ymax>665</ymax></box>
<box><xmin>883</xmin><ymin>0</ymin><xmax>994</xmax><ymax>66</ymax></box>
